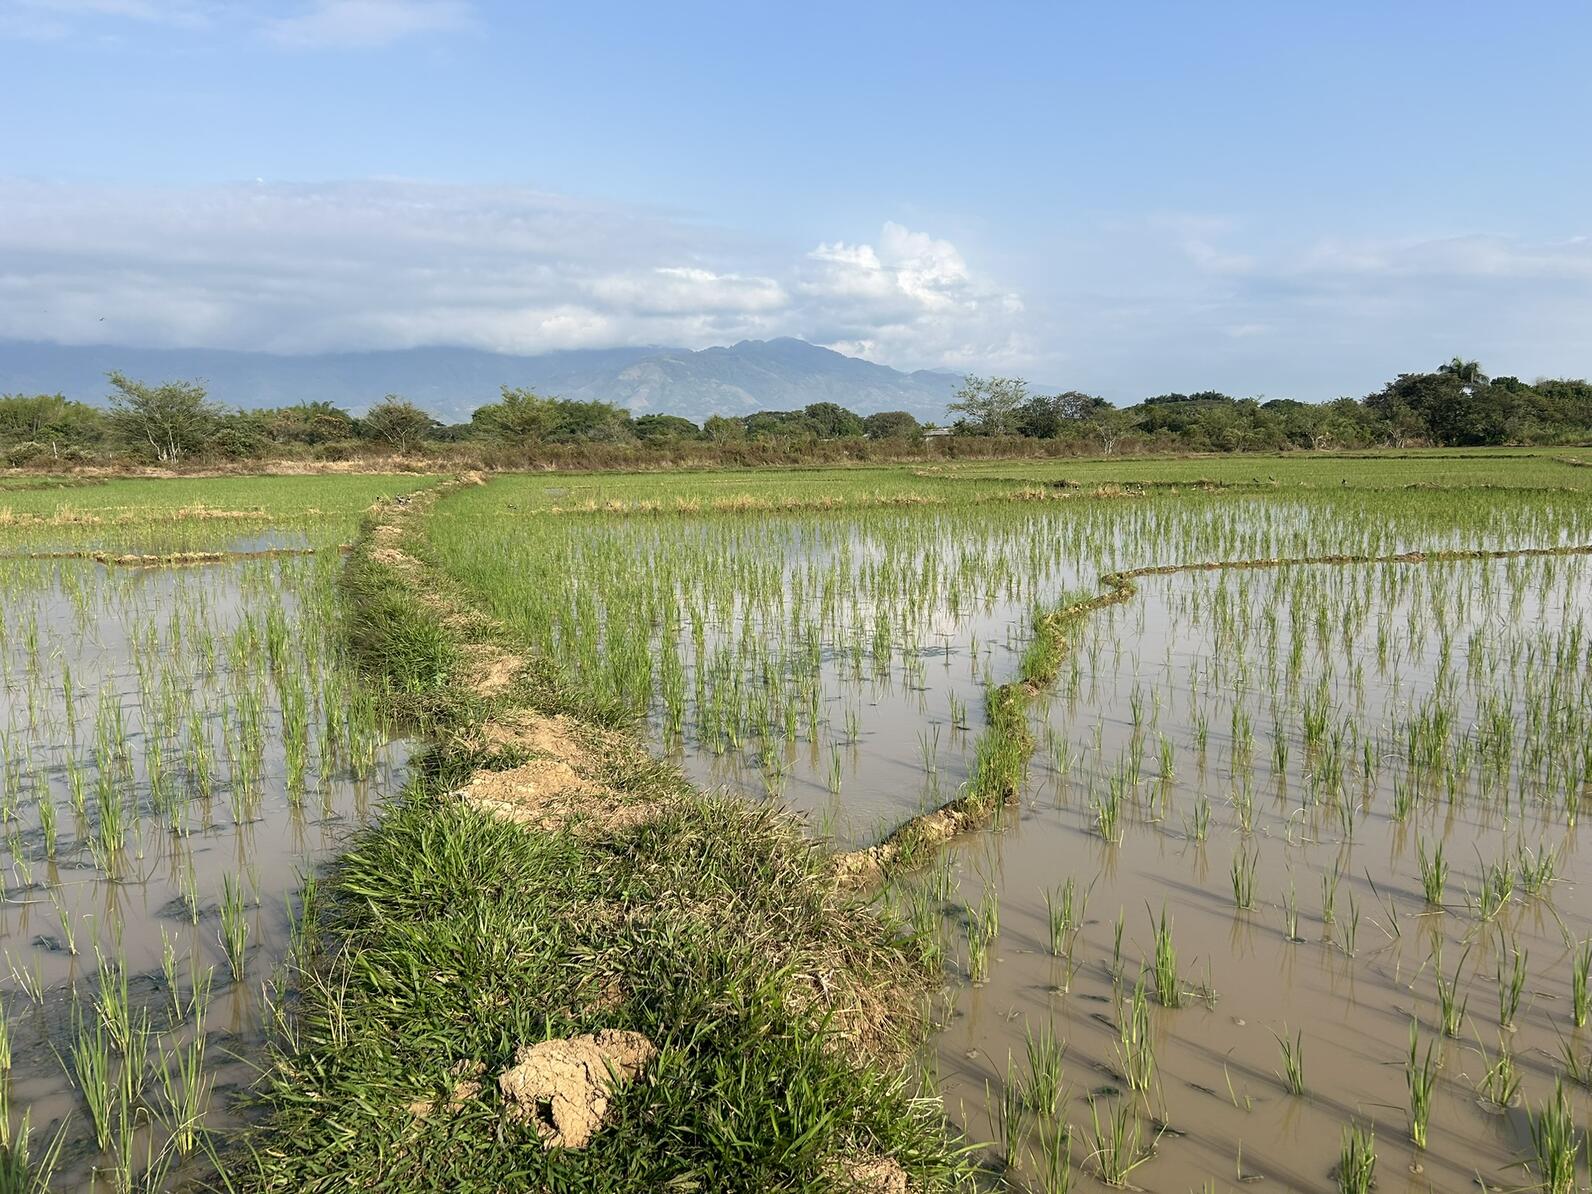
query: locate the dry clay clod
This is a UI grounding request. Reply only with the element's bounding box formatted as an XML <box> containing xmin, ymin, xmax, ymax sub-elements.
<box><xmin>498</xmin><ymin>1030</ymin><xmax>656</xmax><ymax>1149</ymax></box>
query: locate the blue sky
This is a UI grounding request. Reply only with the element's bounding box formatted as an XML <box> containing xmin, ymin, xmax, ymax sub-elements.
<box><xmin>2</xmin><ymin>0</ymin><xmax>1589</xmax><ymax>400</ymax></box>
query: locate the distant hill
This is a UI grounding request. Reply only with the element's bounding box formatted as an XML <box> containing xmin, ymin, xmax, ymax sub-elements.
<box><xmin>0</xmin><ymin>338</ymin><xmax>963</xmax><ymax>424</ymax></box>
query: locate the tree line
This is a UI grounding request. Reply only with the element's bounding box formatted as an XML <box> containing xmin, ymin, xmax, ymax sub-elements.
<box><xmin>1</xmin><ymin>358</ymin><xmax>1588</xmax><ymax>467</ymax></box>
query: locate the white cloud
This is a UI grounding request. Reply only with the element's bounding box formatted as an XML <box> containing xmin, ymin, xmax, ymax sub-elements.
<box><xmin>0</xmin><ymin>180</ymin><xmax>1028</xmax><ymax>371</ymax></box>
<box><xmin>0</xmin><ymin>0</ymin><xmax>214</xmax><ymax>37</ymax></box>
<box><xmin>800</xmin><ymin>220</ymin><xmax>1028</xmax><ymax>368</ymax></box>
<box><xmin>0</xmin><ymin>0</ymin><xmax>473</xmax><ymax>45</ymax></box>
<box><xmin>1040</xmin><ymin>216</ymin><xmax>1592</xmax><ymax>399</ymax></box>
<box><xmin>264</xmin><ymin>0</ymin><xmax>473</xmax><ymax>49</ymax></box>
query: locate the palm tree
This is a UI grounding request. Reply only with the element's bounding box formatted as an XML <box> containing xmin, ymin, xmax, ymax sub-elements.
<box><xmin>1437</xmin><ymin>357</ymin><xmax>1488</xmax><ymax>385</ymax></box>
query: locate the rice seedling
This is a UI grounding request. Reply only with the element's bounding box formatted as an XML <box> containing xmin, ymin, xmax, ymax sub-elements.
<box><xmin>992</xmin><ymin>1058</ymin><xmax>1031</xmax><ymax>1169</ymax></box>
<box><xmin>1336</xmin><ymin>893</ymin><xmax>1360</xmax><ymax>958</ymax></box>
<box><xmin>1320</xmin><ymin>862</ymin><xmax>1340</xmax><ymax>926</ymax></box>
<box><xmin>1573</xmin><ymin>938</ymin><xmax>1592</xmax><ymax>1029</ymax></box>
<box><xmin>1405</xmin><ymin>1020</ymin><xmax>1437</xmax><ymax>1148</ymax></box>
<box><xmin>1529</xmin><ymin>1081</ymin><xmax>1579</xmax><ymax>1194</ymax></box>
<box><xmin>1115</xmin><ymin>974</ymin><xmax>1156</xmax><ymax>1094</ymax></box>
<box><xmin>1086</xmin><ymin>1097</ymin><xmax>1149</xmax><ymax>1188</ymax></box>
<box><xmin>220</xmin><ymin>872</ymin><xmax>250</xmax><ymax>981</ymax></box>
<box><xmin>1337</xmin><ymin>1124</ymin><xmax>1376</xmax><ymax>1194</ymax></box>
<box><xmin>1230</xmin><ymin>847</ymin><xmax>1258</xmax><ymax>911</ymax></box>
<box><xmin>1496</xmin><ymin>942</ymin><xmax>1527</xmax><ymax>1031</ymax></box>
<box><xmin>1044</xmin><ymin>877</ymin><xmax>1086</xmax><ymax>957</ymax></box>
<box><xmin>1035</xmin><ymin>1117</ymin><xmax>1072</xmax><ymax>1194</ymax></box>
<box><xmin>1023</xmin><ymin>1020</ymin><xmax>1066</xmax><ymax>1118</ymax></box>
<box><xmin>1274</xmin><ymin>1027</ymin><xmax>1305</xmax><ymax>1096</ymax></box>
<box><xmin>1475</xmin><ymin>1033</ymin><xmax>1521</xmax><ymax>1109</ymax></box>
<box><xmin>1417</xmin><ymin>836</ymin><xmax>1447</xmax><ymax>906</ymax></box>
<box><xmin>1150</xmin><ymin>904</ymin><xmax>1182</xmax><ymax>1007</ymax></box>
<box><xmin>1434</xmin><ymin>943</ymin><xmax>1471</xmax><ymax>1038</ymax></box>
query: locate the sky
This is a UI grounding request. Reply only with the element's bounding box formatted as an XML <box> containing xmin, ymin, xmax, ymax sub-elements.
<box><xmin>1</xmin><ymin>0</ymin><xmax>1590</xmax><ymax>402</ymax></box>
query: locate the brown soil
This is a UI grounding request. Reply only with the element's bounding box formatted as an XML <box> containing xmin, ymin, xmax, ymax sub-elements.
<box><xmin>480</xmin><ymin>709</ymin><xmax>591</xmax><ymax>767</ymax></box>
<box><xmin>830</xmin><ymin>1155</ymin><xmax>911</xmax><ymax>1193</ymax></box>
<box><xmin>497</xmin><ymin>1030</ymin><xmax>656</xmax><ymax>1149</ymax></box>
<box><xmin>458</xmin><ymin>759</ymin><xmax>654</xmax><ymax>837</ymax></box>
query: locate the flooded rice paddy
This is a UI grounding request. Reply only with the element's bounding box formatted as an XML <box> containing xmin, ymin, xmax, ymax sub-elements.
<box><xmin>426</xmin><ymin>479</ymin><xmax>1592</xmax><ymax>1191</ymax></box>
<box><xmin>0</xmin><ymin>548</ymin><xmax>407</xmax><ymax>1189</ymax></box>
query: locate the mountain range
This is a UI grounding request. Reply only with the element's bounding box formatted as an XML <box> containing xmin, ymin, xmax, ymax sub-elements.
<box><xmin>0</xmin><ymin>338</ymin><xmax>965</xmax><ymax>424</ymax></box>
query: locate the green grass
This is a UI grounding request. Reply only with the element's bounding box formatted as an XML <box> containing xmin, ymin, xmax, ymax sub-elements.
<box><xmin>0</xmin><ymin>473</ymin><xmax>437</xmax><ymax>550</ymax></box>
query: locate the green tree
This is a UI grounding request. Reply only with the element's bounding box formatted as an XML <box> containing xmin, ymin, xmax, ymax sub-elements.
<box><xmin>633</xmin><ymin>414</ymin><xmax>703</xmax><ymax>443</ymax></box>
<box><xmin>703</xmin><ymin>414</ymin><xmax>746</xmax><ymax>442</ymax></box>
<box><xmin>948</xmin><ymin>376</ymin><xmax>1028</xmax><ymax>436</ymax></box>
<box><xmin>1437</xmin><ymin>357</ymin><xmax>1488</xmax><ymax>385</ymax></box>
<box><xmin>360</xmin><ymin>394</ymin><xmax>437</xmax><ymax>453</ymax></box>
<box><xmin>801</xmin><ymin>402</ymin><xmax>865</xmax><ymax>438</ymax></box>
<box><xmin>862</xmin><ymin>410</ymin><xmax>921</xmax><ymax>440</ymax></box>
<box><xmin>471</xmin><ymin>386</ymin><xmax>558</xmax><ymax>442</ymax></box>
<box><xmin>546</xmin><ymin>398</ymin><xmax>633</xmax><ymax>443</ymax></box>
<box><xmin>105</xmin><ymin>371</ymin><xmax>225</xmax><ymax>463</ymax></box>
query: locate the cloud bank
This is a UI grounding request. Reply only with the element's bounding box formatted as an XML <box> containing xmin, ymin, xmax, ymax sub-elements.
<box><xmin>0</xmin><ymin>180</ymin><xmax>1027</xmax><ymax>371</ymax></box>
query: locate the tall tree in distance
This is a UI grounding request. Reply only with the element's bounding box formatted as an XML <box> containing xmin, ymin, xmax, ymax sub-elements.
<box><xmin>360</xmin><ymin>394</ymin><xmax>436</xmax><ymax>454</ymax></box>
<box><xmin>949</xmin><ymin>375</ymin><xmax>1028</xmax><ymax>435</ymax></box>
<box><xmin>1437</xmin><ymin>357</ymin><xmax>1488</xmax><ymax>385</ymax></box>
<box><xmin>105</xmin><ymin>371</ymin><xmax>223</xmax><ymax>463</ymax></box>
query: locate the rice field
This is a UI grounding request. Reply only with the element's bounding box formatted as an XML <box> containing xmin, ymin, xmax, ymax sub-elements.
<box><xmin>6</xmin><ymin>458</ymin><xmax>1592</xmax><ymax>1190</ymax></box>
<box><xmin>416</xmin><ymin>462</ymin><xmax>1592</xmax><ymax>1191</ymax></box>
<box><xmin>0</xmin><ymin>476</ymin><xmax>422</xmax><ymax>1189</ymax></box>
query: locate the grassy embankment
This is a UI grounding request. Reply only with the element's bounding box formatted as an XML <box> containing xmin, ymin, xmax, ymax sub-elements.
<box><xmin>235</xmin><ymin>480</ymin><xmax>965</xmax><ymax>1191</ymax></box>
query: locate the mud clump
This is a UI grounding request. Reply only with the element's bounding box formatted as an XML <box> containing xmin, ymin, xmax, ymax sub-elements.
<box><xmin>459</xmin><ymin>758</ymin><xmax>656</xmax><ymax>837</ymax></box>
<box><xmin>830</xmin><ymin>1154</ymin><xmax>910</xmax><ymax>1192</ymax></box>
<box><xmin>497</xmin><ymin>1030</ymin><xmax>656</xmax><ymax>1149</ymax></box>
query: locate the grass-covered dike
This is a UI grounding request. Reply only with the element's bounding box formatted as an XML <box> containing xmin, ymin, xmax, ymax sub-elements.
<box><xmin>236</xmin><ymin>479</ymin><xmax>966</xmax><ymax>1192</ymax></box>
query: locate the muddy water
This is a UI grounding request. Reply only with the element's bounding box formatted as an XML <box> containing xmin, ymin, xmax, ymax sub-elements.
<box><xmin>650</xmin><ymin>594</ymin><xmax>1028</xmax><ymax>849</ymax></box>
<box><xmin>927</xmin><ymin>554</ymin><xmax>1592</xmax><ymax>1191</ymax></box>
<box><xmin>0</xmin><ymin>551</ymin><xmax>407</xmax><ymax>1189</ymax></box>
